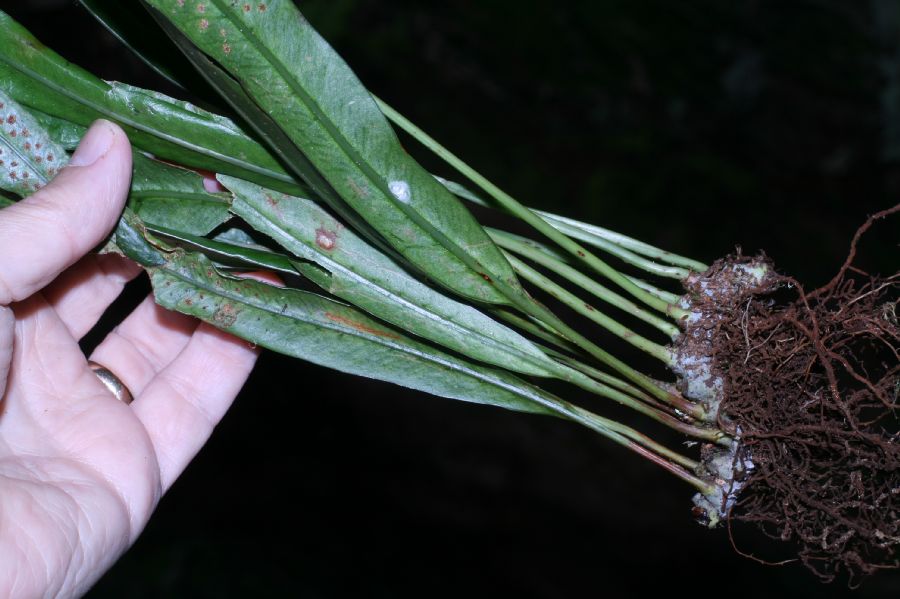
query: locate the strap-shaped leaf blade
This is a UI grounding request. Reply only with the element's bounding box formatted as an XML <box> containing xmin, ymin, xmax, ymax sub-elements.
<box><xmin>144</xmin><ymin>7</ymin><xmax>416</xmax><ymax>273</ymax></box>
<box><xmin>152</xmin><ymin>251</ymin><xmax>556</xmax><ymax>415</ymax></box>
<box><xmin>145</xmin><ymin>0</ymin><xmax>522</xmax><ymax>305</ymax></box>
<box><xmin>220</xmin><ymin>175</ymin><xmax>557</xmax><ymax>378</ymax></box>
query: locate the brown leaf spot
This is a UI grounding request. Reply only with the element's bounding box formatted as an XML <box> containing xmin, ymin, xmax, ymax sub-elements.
<box><xmin>197</xmin><ymin>3</ymin><xmax>206</xmax><ymax>13</ymax></box>
<box><xmin>212</xmin><ymin>303</ymin><xmax>239</xmax><ymax>328</ymax></box>
<box><xmin>243</xmin><ymin>3</ymin><xmax>251</xmax><ymax>12</ymax></box>
<box><xmin>34</xmin><ymin>143</ymin><xmax>41</xmax><ymax>150</ymax></box>
<box><xmin>584</xmin><ymin>303</ymin><xmax>595</xmax><ymax>312</ymax></box>
<box><xmin>324</xmin><ymin>312</ymin><xmax>400</xmax><ymax>339</ymax></box>
<box><xmin>10</xmin><ymin>162</ymin><xmax>17</xmax><ymax>168</ymax></box>
<box><xmin>222</xmin><ymin>42</ymin><xmax>232</xmax><ymax>54</ymax></box>
<box><xmin>46</xmin><ymin>154</ymin><xmax>54</xmax><ymax>162</ymax></box>
<box><xmin>22</xmin><ymin>129</ymin><xmax>28</xmax><ymax>137</ymax></box>
<box><xmin>258</xmin><ymin>3</ymin><xmax>267</xmax><ymax>11</ymax></box>
<box><xmin>315</xmin><ymin>228</ymin><xmax>337</xmax><ymax>251</ymax></box>
<box><xmin>23</xmin><ymin>142</ymin><xmax>31</xmax><ymax>151</ymax></box>
<box><xmin>9</xmin><ymin>172</ymin><xmax>17</xmax><ymax>180</ymax></box>
<box><xmin>199</xmin><ymin>18</ymin><xmax>209</xmax><ymax>30</ymax></box>
<box><xmin>6</xmin><ymin>115</ymin><xmax>15</xmax><ymax>125</ymax></box>
<box><xmin>9</xmin><ymin>129</ymin><xmax>16</xmax><ymax>137</ymax></box>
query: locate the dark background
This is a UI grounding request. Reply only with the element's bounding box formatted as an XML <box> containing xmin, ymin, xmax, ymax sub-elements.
<box><xmin>4</xmin><ymin>1</ymin><xmax>899</xmax><ymax>597</ymax></box>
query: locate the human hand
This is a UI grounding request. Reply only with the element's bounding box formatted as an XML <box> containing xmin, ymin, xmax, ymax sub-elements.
<box><xmin>0</xmin><ymin>120</ymin><xmax>259</xmax><ymax>598</ymax></box>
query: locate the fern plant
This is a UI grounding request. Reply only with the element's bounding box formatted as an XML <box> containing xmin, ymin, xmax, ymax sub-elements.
<box><xmin>0</xmin><ymin>0</ymin><xmax>896</xmax><ymax>582</ymax></box>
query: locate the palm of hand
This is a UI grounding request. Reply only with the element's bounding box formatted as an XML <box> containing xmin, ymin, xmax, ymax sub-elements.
<box><xmin>0</xmin><ymin>287</ymin><xmax>160</xmax><ymax>596</ymax></box>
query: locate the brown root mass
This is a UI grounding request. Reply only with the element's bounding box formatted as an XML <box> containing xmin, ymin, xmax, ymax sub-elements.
<box><xmin>690</xmin><ymin>207</ymin><xmax>899</xmax><ymax>582</ymax></box>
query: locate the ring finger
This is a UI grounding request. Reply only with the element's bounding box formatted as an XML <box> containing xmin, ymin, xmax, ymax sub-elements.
<box><xmin>89</xmin><ymin>295</ymin><xmax>198</xmax><ymax>397</ymax></box>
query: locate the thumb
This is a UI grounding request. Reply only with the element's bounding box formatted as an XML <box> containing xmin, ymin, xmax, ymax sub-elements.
<box><xmin>0</xmin><ymin>119</ymin><xmax>132</xmax><ymax>306</ymax></box>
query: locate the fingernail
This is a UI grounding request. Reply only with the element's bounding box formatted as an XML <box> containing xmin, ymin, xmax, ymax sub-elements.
<box><xmin>68</xmin><ymin>120</ymin><xmax>117</xmax><ymax>167</ymax></box>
